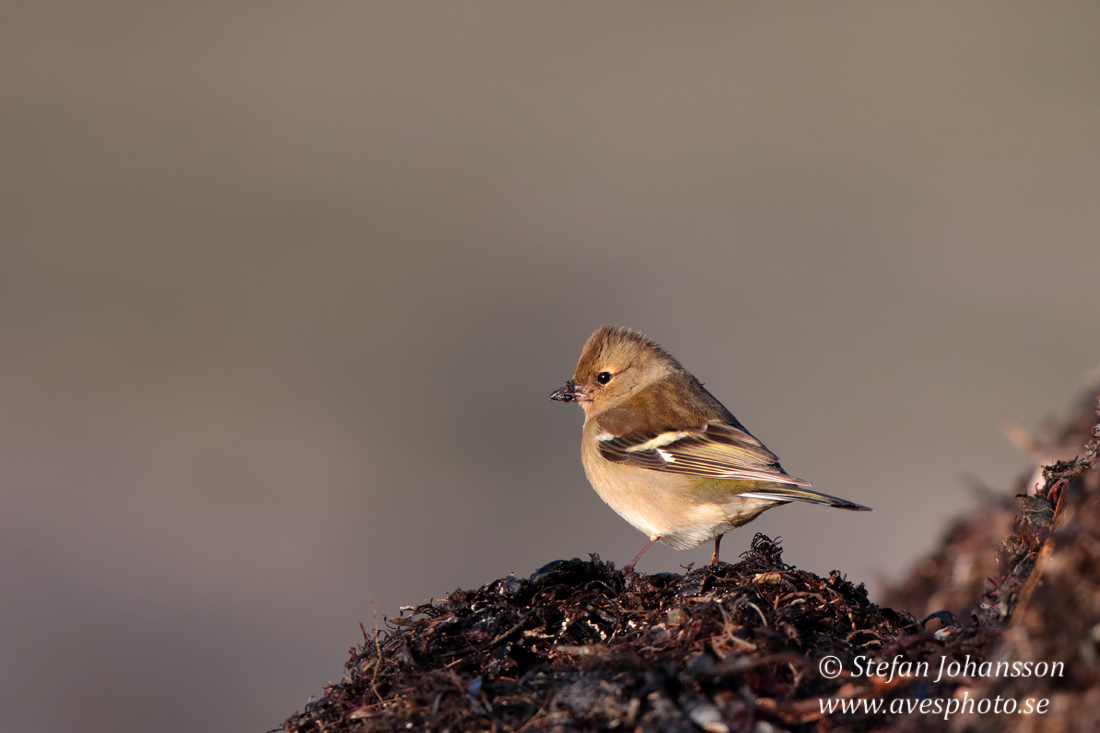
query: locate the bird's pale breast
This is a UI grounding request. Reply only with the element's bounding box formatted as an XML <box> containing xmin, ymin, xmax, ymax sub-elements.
<box><xmin>580</xmin><ymin>427</ymin><xmax>780</xmax><ymax>550</ymax></box>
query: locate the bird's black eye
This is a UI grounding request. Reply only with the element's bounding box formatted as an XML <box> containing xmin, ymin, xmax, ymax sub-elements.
<box><xmin>597</xmin><ymin>371</ymin><xmax>612</xmax><ymax>385</ymax></box>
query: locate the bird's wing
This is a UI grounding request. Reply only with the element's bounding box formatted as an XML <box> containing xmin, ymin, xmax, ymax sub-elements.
<box><xmin>594</xmin><ymin>414</ymin><xmax>812</xmax><ymax>486</ymax></box>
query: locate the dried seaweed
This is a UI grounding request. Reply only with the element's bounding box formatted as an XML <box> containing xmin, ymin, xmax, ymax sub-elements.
<box><xmin>282</xmin><ymin>395</ymin><xmax>1100</xmax><ymax>732</ymax></box>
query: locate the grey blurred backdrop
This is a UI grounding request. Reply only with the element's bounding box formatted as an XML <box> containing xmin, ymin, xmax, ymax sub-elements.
<box><xmin>3</xmin><ymin>3</ymin><xmax>1099</xmax><ymax>733</ymax></box>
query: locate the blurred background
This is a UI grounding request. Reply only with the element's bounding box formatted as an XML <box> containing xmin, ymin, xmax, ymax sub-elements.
<box><xmin>3</xmin><ymin>3</ymin><xmax>1099</xmax><ymax>732</ymax></box>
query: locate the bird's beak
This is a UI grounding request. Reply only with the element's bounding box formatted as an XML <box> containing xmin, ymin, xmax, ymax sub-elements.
<box><xmin>549</xmin><ymin>379</ymin><xmax>582</xmax><ymax>402</ymax></box>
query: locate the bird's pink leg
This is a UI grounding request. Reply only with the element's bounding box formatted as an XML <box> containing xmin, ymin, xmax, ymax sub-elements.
<box><xmin>624</xmin><ymin>537</ymin><xmax>660</xmax><ymax>572</ymax></box>
<box><xmin>710</xmin><ymin>533</ymin><xmax>724</xmax><ymax>566</ymax></box>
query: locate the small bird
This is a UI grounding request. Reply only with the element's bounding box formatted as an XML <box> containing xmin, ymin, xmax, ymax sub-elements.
<box><xmin>550</xmin><ymin>325</ymin><xmax>870</xmax><ymax>570</ymax></box>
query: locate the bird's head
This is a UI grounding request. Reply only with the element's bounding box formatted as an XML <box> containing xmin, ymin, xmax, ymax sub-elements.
<box><xmin>549</xmin><ymin>325</ymin><xmax>680</xmax><ymax>416</ymax></box>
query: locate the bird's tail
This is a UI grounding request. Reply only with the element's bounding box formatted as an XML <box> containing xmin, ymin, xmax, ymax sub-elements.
<box><xmin>739</xmin><ymin>485</ymin><xmax>872</xmax><ymax>511</ymax></box>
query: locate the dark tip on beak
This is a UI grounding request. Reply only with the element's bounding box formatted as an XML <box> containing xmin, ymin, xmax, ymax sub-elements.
<box><xmin>549</xmin><ymin>379</ymin><xmax>578</xmax><ymax>402</ymax></box>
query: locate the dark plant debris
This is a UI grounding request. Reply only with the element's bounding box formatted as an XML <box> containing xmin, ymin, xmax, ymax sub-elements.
<box><xmin>282</xmin><ymin>395</ymin><xmax>1100</xmax><ymax>732</ymax></box>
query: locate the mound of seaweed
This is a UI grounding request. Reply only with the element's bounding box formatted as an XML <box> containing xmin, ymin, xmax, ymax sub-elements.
<box><xmin>282</xmin><ymin>396</ymin><xmax>1100</xmax><ymax>732</ymax></box>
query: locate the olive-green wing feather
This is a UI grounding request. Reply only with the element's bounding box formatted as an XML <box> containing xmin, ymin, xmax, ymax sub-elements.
<box><xmin>595</xmin><ymin>420</ymin><xmax>811</xmax><ymax>485</ymax></box>
<box><xmin>594</xmin><ymin>410</ymin><xmax>872</xmax><ymax>511</ymax></box>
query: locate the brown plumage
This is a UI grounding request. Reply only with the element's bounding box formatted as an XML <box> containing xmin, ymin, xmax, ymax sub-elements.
<box><xmin>550</xmin><ymin>325</ymin><xmax>870</xmax><ymax>569</ymax></box>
